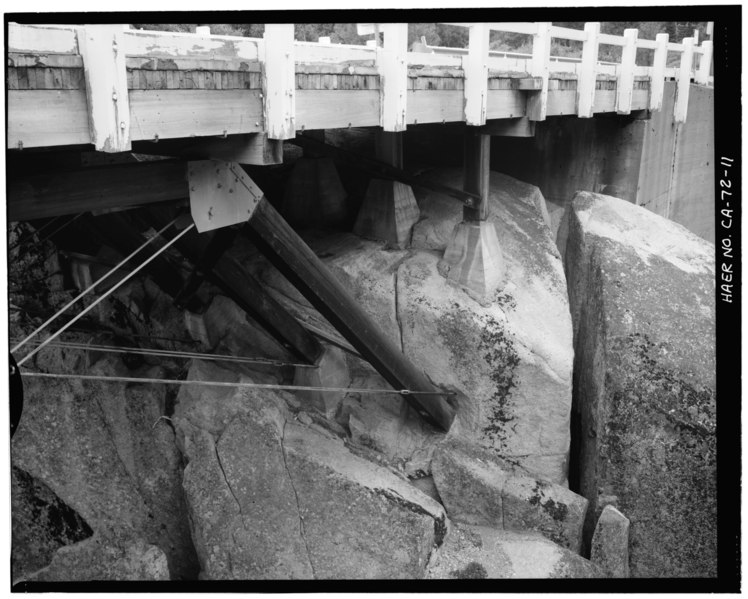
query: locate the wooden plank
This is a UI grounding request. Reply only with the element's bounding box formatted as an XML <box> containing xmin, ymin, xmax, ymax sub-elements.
<box><xmin>598</xmin><ymin>33</ymin><xmax>627</xmax><ymax>46</ymax></box>
<box><xmin>577</xmin><ymin>22</ymin><xmax>600</xmax><ymax>117</ymax></box>
<box><xmin>649</xmin><ymin>33</ymin><xmax>669</xmax><ymax>111</ymax></box>
<box><xmin>464</xmin><ymin>23</ymin><xmax>490</xmax><ymax>125</ymax></box>
<box><xmin>8</xmin><ymin>23</ymin><xmax>79</xmax><ymax>54</ymax></box>
<box><xmin>485</xmin><ymin>89</ymin><xmax>526</xmax><ymax>120</ymax></box>
<box><xmin>375</xmin><ymin>130</ymin><xmax>403</xmax><ymax>168</ymax></box>
<box><xmin>592</xmin><ymin>89</ymin><xmax>617</xmax><ymax>113</ymax></box>
<box><xmin>7</xmin><ymin>160</ymin><xmax>188</xmax><ymax>221</ymax></box>
<box><xmin>479</xmin><ymin>117</ymin><xmax>535</xmax><ymax>137</ymax></box>
<box><xmin>140</xmin><ymin>213</ymin><xmax>323</xmax><ymax>364</ymax></box>
<box><xmin>631</xmin><ymin>88</ymin><xmax>649</xmax><ymax>110</ymax></box>
<box><xmin>296</xmin><ymin>89</ymin><xmax>379</xmax><ymax>129</ymax></box>
<box><xmin>527</xmin><ymin>22</ymin><xmax>551</xmax><ymax>121</ymax></box>
<box><xmin>190</xmin><ymin>132</ymin><xmax>283</xmax><ymax>164</ymax></box>
<box><xmin>8</xmin><ymin>53</ymin><xmax>83</xmax><ymax>68</ymax></box>
<box><xmin>616</xmin><ymin>28</ymin><xmax>638</xmax><ymax>114</ymax></box>
<box><xmin>695</xmin><ymin>40</ymin><xmax>713</xmax><ymax>85</ymax></box>
<box><xmin>124</xmin><ymin>29</ymin><xmax>260</xmax><ymax>61</ymax></box>
<box><xmin>245</xmin><ymin>197</ymin><xmax>456</xmax><ymax>431</ymax></box>
<box><xmin>377</xmin><ymin>23</ymin><xmax>408</xmax><ymax>131</ymax></box>
<box><xmin>8</xmin><ymin>89</ymin><xmax>91</xmax><ymax>148</ymax></box>
<box><xmin>545</xmin><ymin>90</ymin><xmax>577</xmax><ymax>116</ymax></box>
<box><xmin>262</xmin><ymin>24</ymin><xmax>295</xmax><ymax>140</ymax></box>
<box><xmin>78</xmin><ymin>25</ymin><xmax>131</xmax><ymax>152</ymax></box>
<box><xmin>128</xmin><ymin>89</ymin><xmax>264</xmax><ymax>140</ymax></box>
<box><xmin>463</xmin><ymin>128</ymin><xmax>490</xmax><ymax>221</ymax></box>
<box><xmin>674</xmin><ymin>37</ymin><xmax>695</xmax><ymax>123</ymax></box>
<box><xmin>406</xmin><ymin>89</ymin><xmax>464</xmax><ymax>124</ymax></box>
<box><xmin>295</xmin><ymin>41</ymin><xmax>376</xmax><ymax>65</ymax></box>
<box><xmin>407</xmin><ymin>51</ymin><xmax>462</xmax><ymax>68</ymax></box>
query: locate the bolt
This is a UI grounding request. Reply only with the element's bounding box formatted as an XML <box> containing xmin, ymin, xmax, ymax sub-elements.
<box><xmin>217</xmin><ymin>183</ymin><xmax>222</xmax><ymax>189</ymax></box>
<box><xmin>208</xmin><ymin>207</ymin><xmax>214</xmax><ymax>219</ymax></box>
<box><xmin>120</xmin><ymin>121</ymin><xmax>126</xmax><ymax>130</ymax></box>
<box><xmin>190</xmin><ymin>186</ymin><xmax>196</xmax><ymax>192</ymax></box>
<box><xmin>229</xmin><ymin>188</ymin><xmax>234</xmax><ymax>193</ymax></box>
<box><xmin>112</xmin><ymin>92</ymin><xmax>118</xmax><ymax>101</ymax></box>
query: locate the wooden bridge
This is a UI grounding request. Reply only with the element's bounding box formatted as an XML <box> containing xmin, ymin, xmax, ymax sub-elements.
<box><xmin>8</xmin><ymin>21</ymin><xmax>713</xmax><ymax>153</ymax></box>
<box><xmin>6</xmin><ymin>21</ymin><xmax>716</xmax><ymax>433</ymax></box>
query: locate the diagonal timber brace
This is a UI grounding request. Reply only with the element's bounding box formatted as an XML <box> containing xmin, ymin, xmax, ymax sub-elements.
<box><xmin>188</xmin><ymin>159</ymin><xmax>456</xmax><ymax>431</ymax></box>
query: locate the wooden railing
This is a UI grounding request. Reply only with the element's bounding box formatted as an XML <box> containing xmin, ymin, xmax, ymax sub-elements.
<box><xmin>360</xmin><ymin>21</ymin><xmax>713</xmax><ymax>123</ymax></box>
<box><xmin>7</xmin><ymin>22</ymin><xmax>714</xmax><ymax>153</ymax></box>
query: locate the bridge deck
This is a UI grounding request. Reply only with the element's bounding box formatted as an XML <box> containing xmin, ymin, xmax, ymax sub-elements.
<box><xmin>7</xmin><ymin>22</ymin><xmax>712</xmax><ymax>152</ymax></box>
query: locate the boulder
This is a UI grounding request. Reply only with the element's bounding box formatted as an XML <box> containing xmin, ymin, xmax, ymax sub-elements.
<box><xmin>249</xmin><ymin>170</ymin><xmax>573</xmax><ymax>485</ymax></box>
<box><xmin>25</xmin><ymin>531</ymin><xmax>170</xmax><ymax>582</ymax></box>
<box><xmin>432</xmin><ymin>438</ymin><xmax>586</xmax><ymax>552</ymax></box>
<box><xmin>562</xmin><ymin>191</ymin><xmax>716</xmax><ymax>577</ymax></box>
<box><xmin>174</xmin><ymin>360</ymin><xmax>448</xmax><ymax>580</ymax></box>
<box><xmin>11</xmin><ymin>466</ymin><xmax>93</xmax><ymax>583</ymax></box>
<box><xmin>590</xmin><ymin>505</ymin><xmax>630</xmax><ymax>578</ymax></box>
<box><xmin>12</xmin><ymin>354</ymin><xmax>199</xmax><ymax>581</ymax></box>
<box><xmin>426</xmin><ymin>524</ymin><xmax>602</xmax><ymax>579</ymax></box>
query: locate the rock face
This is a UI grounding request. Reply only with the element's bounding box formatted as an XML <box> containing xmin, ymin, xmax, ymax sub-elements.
<box><xmin>175</xmin><ymin>359</ymin><xmax>447</xmax><ymax>580</ymax></box>
<box><xmin>432</xmin><ymin>438</ymin><xmax>587</xmax><ymax>553</ymax></box>
<box><xmin>562</xmin><ymin>191</ymin><xmax>716</xmax><ymax>577</ymax></box>
<box><xmin>249</xmin><ymin>170</ymin><xmax>573</xmax><ymax>485</ymax></box>
<box><xmin>11</xmin><ymin>466</ymin><xmax>94</xmax><ymax>582</ymax></box>
<box><xmin>11</xmin><ymin>351</ymin><xmax>199</xmax><ymax>581</ymax></box>
<box><xmin>427</xmin><ymin>524</ymin><xmax>602</xmax><ymax>579</ymax></box>
<box><xmin>590</xmin><ymin>505</ymin><xmax>630</xmax><ymax>578</ymax></box>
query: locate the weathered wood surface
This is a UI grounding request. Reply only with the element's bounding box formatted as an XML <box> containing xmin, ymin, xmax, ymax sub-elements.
<box><xmin>7</xmin><ymin>160</ymin><xmax>189</xmax><ymax>221</ymax></box>
<box><xmin>245</xmin><ymin>197</ymin><xmax>456</xmax><ymax>431</ymax></box>
<box><xmin>169</xmin><ymin>224</ymin><xmax>324</xmax><ymax>364</ymax></box>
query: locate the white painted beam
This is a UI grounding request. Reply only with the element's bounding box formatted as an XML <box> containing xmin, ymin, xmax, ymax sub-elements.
<box><xmin>262</xmin><ymin>24</ymin><xmax>296</xmax><ymax>140</ymax></box>
<box><xmin>527</xmin><ymin>22</ymin><xmax>551</xmax><ymax>121</ymax></box>
<box><xmin>616</xmin><ymin>28</ymin><xmax>638</xmax><ymax>114</ymax></box>
<box><xmin>377</xmin><ymin>23</ymin><xmax>408</xmax><ymax>132</ymax></box>
<box><xmin>695</xmin><ymin>40</ymin><xmax>713</xmax><ymax>85</ymax></box>
<box><xmin>464</xmin><ymin>23</ymin><xmax>490</xmax><ymax>126</ymax></box>
<box><xmin>78</xmin><ymin>25</ymin><xmax>131</xmax><ymax>152</ymax></box>
<box><xmin>577</xmin><ymin>22</ymin><xmax>600</xmax><ymax>118</ymax></box>
<box><xmin>674</xmin><ymin>37</ymin><xmax>694</xmax><ymax>123</ymax></box>
<box><xmin>649</xmin><ymin>33</ymin><xmax>669</xmax><ymax>111</ymax></box>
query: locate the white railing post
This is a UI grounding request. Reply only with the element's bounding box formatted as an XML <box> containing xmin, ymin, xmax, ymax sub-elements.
<box><xmin>577</xmin><ymin>22</ymin><xmax>600</xmax><ymax>118</ymax></box>
<box><xmin>262</xmin><ymin>24</ymin><xmax>296</xmax><ymax>140</ymax></box>
<box><xmin>377</xmin><ymin>23</ymin><xmax>408</xmax><ymax>132</ymax></box>
<box><xmin>695</xmin><ymin>40</ymin><xmax>713</xmax><ymax>85</ymax></box>
<box><xmin>527</xmin><ymin>21</ymin><xmax>551</xmax><ymax>121</ymax></box>
<box><xmin>464</xmin><ymin>23</ymin><xmax>490</xmax><ymax>125</ymax></box>
<box><xmin>616</xmin><ymin>28</ymin><xmax>638</xmax><ymax>114</ymax></box>
<box><xmin>674</xmin><ymin>37</ymin><xmax>694</xmax><ymax>123</ymax></box>
<box><xmin>195</xmin><ymin>26</ymin><xmax>210</xmax><ymax>36</ymax></box>
<box><xmin>78</xmin><ymin>25</ymin><xmax>131</xmax><ymax>152</ymax></box>
<box><xmin>649</xmin><ymin>32</ymin><xmax>669</xmax><ymax>111</ymax></box>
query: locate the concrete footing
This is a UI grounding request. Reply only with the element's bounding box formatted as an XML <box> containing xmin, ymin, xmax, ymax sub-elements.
<box><xmin>438</xmin><ymin>220</ymin><xmax>505</xmax><ymax>302</ymax></box>
<box><xmin>353</xmin><ymin>179</ymin><xmax>419</xmax><ymax>249</ymax></box>
<box><xmin>293</xmin><ymin>345</ymin><xmax>349</xmax><ymax>418</ymax></box>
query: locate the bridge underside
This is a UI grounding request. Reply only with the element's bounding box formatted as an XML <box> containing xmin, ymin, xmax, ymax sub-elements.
<box><xmin>8</xmin><ymin>60</ymin><xmax>650</xmax><ymax>150</ymax></box>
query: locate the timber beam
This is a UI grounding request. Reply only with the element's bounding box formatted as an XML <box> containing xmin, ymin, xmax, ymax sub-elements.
<box><xmin>227</xmin><ymin>191</ymin><xmax>456</xmax><ymax>431</ymax></box>
<box><xmin>7</xmin><ymin>159</ymin><xmax>189</xmax><ymax>222</ymax></box>
<box><xmin>142</xmin><ymin>214</ymin><xmax>324</xmax><ymax>366</ymax></box>
<box><xmin>289</xmin><ymin>133</ymin><xmax>481</xmax><ymax>209</ymax></box>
